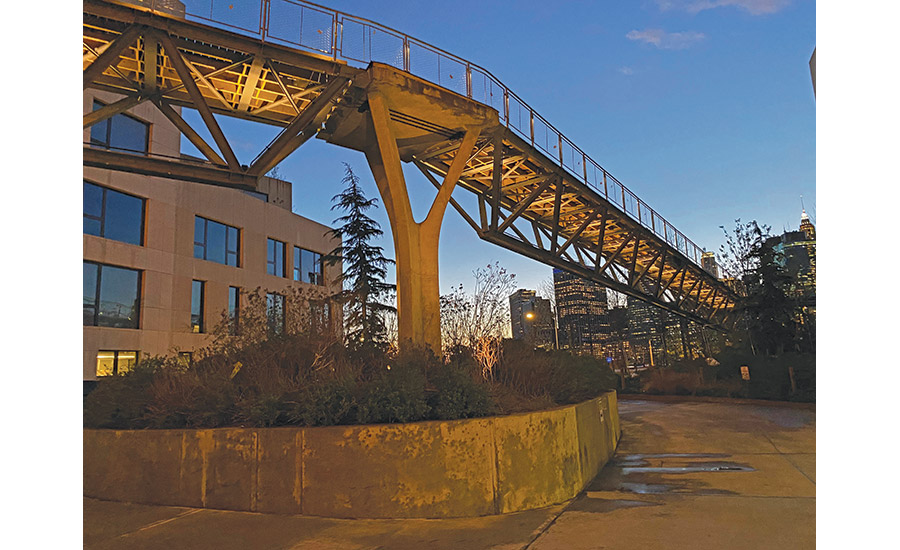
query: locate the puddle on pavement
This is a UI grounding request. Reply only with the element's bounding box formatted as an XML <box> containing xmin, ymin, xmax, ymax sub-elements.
<box><xmin>622</xmin><ymin>462</ymin><xmax>755</xmax><ymax>475</ymax></box>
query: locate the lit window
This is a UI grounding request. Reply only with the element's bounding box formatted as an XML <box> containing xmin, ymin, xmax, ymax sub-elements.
<box><xmin>90</xmin><ymin>100</ymin><xmax>149</xmax><ymax>153</ymax></box>
<box><xmin>267</xmin><ymin>238</ymin><xmax>286</xmax><ymax>277</ymax></box>
<box><xmin>191</xmin><ymin>280</ymin><xmax>205</xmax><ymax>333</ymax></box>
<box><xmin>96</xmin><ymin>351</ymin><xmax>138</xmax><ymax>377</ymax></box>
<box><xmin>266</xmin><ymin>292</ymin><xmax>285</xmax><ymax>335</ymax></box>
<box><xmin>177</xmin><ymin>351</ymin><xmax>193</xmax><ymax>367</ymax></box>
<box><xmin>83</xmin><ymin>181</ymin><xmax>144</xmax><ymax>246</ymax></box>
<box><xmin>294</xmin><ymin>247</ymin><xmax>324</xmax><ymax>285</ymax></box>
<box><xmin>194</xmin><ymin>216</ymin><xmax>240</xmax><ymax>266</ymax></box>
<box><xmin>83</xmin><ymin>262</ymin><xmax>141</xmax><ymax>328</ymax></box>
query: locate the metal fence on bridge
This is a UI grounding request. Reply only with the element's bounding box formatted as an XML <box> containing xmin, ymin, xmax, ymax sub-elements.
<box><xmin>119</xmin><ymin>0</ymin><xmax>711</xmax><ymax>268</ymax></box>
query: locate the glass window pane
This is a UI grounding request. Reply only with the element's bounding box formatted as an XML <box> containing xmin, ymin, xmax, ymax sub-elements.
<box><xmin>96</xmin><ymin>351</ymin><xmax>116</xmax><ymax>377</ymax></box>
<box><xmin>267</xmin><ymin>239</ymin><xmax>276</xmax><ymax>275</ymax></box>
<box><xmin>90</xmin><ymin>103</ymin><xmax>110</xmax><ymax>147</ymax></box>
<box><xmin>227</xmin><ymin>226</ymin><xmax>239</xmax><ymax>253</ymax></box>
<box><xmin>117</xmin><ymin>351</ymin><xmax>138</xmax><ymax>374</ymax></box>
<box><xmin>98</xmin><ymin>265</ymin><xmax>140</xmax><ymax>328</ymax></box>
<box><xmin>275</xmin><ymin>241</ymin><xmax>284</xmax><ymax>277</ymax></box>
<box><xmin>206</xmin><ymin>221</ymin><xmax>227</xmax><ymax>264</ymax></box>
<box><xmin>109</xmin><ymin>112</ymin><xmax>148</xmax><ymax>153</ymax></box>
<box><xmin>84</xmin><ymin>218</ymin><xmax>102</xmax><ymax>236</ymax></box>
<box><xmin>300</xmin><ymin>250</ymin><xmax>316</xmax><ymax>284</ymax></box>
<box><xmin>84</xmin><ymin>262</ymin><xmax>98</xmax><ymax>325</ymax></box>
<box><xmin>83</xmin><ymin>182</ymin><xmax>103</xmax><ymax>217</ymax></box>
<box><xmin>194</xmin><ymin>216</ymin><xmax>205</xmax><ymax>257</ymax></box>
<box><xmin>228</xmin><ymin>286</ymin><xmax>239</xmax><ymax>335</ymax></box>
<box><xmin>293</xmin><ymin>246</ymin><xmax>301</xmax><ymax>280</ymax></box>
<box><xmin>191</xmin><ymin>280</ymin><xmax>204</xmax><ymax>333</ymax></box>
<box><xmin>104</xmin><ymin>190</ymin><xmax>143</xmax><ymax>245</ymax></box>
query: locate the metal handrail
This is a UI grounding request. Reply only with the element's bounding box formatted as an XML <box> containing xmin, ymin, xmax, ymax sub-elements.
<box><xmin>115</xmin><ymin>0</ymin><xmax>711</xmax><ymax>268</ymax></box>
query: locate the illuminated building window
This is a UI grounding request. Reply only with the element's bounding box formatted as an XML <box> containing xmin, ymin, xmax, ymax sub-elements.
<box><xmin>194</xmin><ymin>216</ymin><xmax>240</xmax><ymax>266</ymax></box>
<box><xmin>177</xmin><ymin>351</ymin><xmax>193</xmax><ymax>367</ymax></box>
<box><xmin>191</xmin><ymin>280</ymin><xmax>205</xmax><ymax>333</ymax></box>
<box><xmin>83</xmin><ymin>181</ymin><xmax>144</xmax><ymax>246</ymax></box>
<box><xmin>89</xmin><ymin>100</ymin><xmax>149</xmax><ymax>153</ymax></box>
<box><xmin>294</xmin><ymin>247</ymin><xmax>324</xmax><ymax>285</ymax></box>
<box><xmin>96</xmin><ymin>350</ymin><xmax>138</xmax><ymax>377</ymax></box>
<box><xmin>267</xmin><ymin>238</ymin><xmax>286</xmax><ymax>277</ymax></box>
<box><xmin>83</xmin><ymin>262</ymin><xmax>141</xmax><ymax>328</ymax></box>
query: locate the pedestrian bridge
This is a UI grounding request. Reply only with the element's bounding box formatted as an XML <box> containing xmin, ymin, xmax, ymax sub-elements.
<box><xmin>83</xmin><ymin>0</ymin><xmax>740</xmax><ymax>347</ymax></box>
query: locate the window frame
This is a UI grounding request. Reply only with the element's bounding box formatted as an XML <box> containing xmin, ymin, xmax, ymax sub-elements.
<box><xmin>193</xmin><ymin>216</ymin><xmax>241</xmax><ymax>267</ymax></box>
<box><xmin>228</xmin><ymin>286</ymin><xmax>240</xmax><ymax>335</ymax></box>
<box><xmin>293</xmin><ymin>246</ymin><xmax>324</xmax><ymax>286</ymax></box>
<box><xmin>83</xmin><ymin>261</ymin><xmax>142</xmax><ymax>329</ymax></box>
<box><xmin>89</xmin><ymin>99</ymin><xmax>150</xmax><ymax>154</ymax></box>
<box><xmin>191</xmin><ymin>280</ymin><xmax>205</xmax><ymax>333</ymax></box>
<box><xmin>96</xmin><ymin>350</ymin><xmax>139</xmax><ymax>377</ymax></box>
<box><xmin>83</xmin><ymin>180</ymin><xmax>146</xmax><ymax>246</ymax></box>
<box><xmin>267</xmin><ymin>238</ymin><xmax>286</xmax><ymax>278</ymax></box>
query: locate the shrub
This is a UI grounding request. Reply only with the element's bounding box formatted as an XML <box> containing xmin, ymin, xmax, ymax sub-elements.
<box><xmin>427</xmin><ymin>357</ymin><xmax>495</xmax><ymax>420</ymax></box>
<box><xmin>355</xmin><ymin>349</ymin><xmax>430</xmax><ymax>424</ymax></box>
<box><xmin>83</xmin><ymin>358</ymin><xmax>160</xmax><ymax>429</ymax></box>
<box><xmin>288</xmin><ymin>377</ymin><xmax>358</xmax><ymax>426</ymax></box>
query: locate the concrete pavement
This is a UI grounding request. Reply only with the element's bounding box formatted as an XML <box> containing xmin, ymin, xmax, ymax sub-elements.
<box><xmin>84</xmin><ymin>397</ymin><xmax>815</xmax><ymax>549</ymax></box>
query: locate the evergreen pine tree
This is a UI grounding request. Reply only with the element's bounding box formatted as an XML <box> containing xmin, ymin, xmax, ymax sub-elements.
<box><xmin>324</xmin><ymin>164</ymin><xmax>396</xmax><ymax>348</ymax></box>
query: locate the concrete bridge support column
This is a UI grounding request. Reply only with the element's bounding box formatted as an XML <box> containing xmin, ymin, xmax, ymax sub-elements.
<box><xmin>364</xmin><ymin>90</ymin><xmax>482</xmax><ymax>354</ymax></box>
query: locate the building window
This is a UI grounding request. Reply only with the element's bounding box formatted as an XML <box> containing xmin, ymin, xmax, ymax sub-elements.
<box><xmin>191</xmin><ymin>280</ymin><xmax>205</xmax><ymax>333</ymax></box>
<box><xmin>267</xmin><ymin>238</ymin><xmax>286</xmax><ymax>277</ymax></box>
<box><xmin>96</xmin><ymin>350</ymin><xmax>138</xmax><ymax>377</ymax></box>
<box><xmin>228</xmin><ymin>286</ymin><xmax>240</xmax><ymax>335</ymax></box>
<box><xmin>177</xmin><ymin>351</ymin><xmax>193</xmax><ymax>367</ymax></box>
<box><xmin>83</xmin><ymin>181</ymin><xmax>145</xmax><ymax>246</ymax></box>
<box><xmin>83</xmin><ymin>262</ymin><xmax>141</xmax><ymax>328</ymax></box>
<box><xmin>294</xmin><ymin>247</ymin><xmax>324</xmax><ymax>285</ymax></box>
<box><xmin>90</xmin><ymin>100</ymin><xmax>149</xmax><ymax>153</ymax></box>
<box><xmin>266</xmin><ymin>292</ymin><xmax>285</xmax><ymax>335</ymax></box>
<box><xmin>194</xmin><ymin>216</ymin><xmax>240</xmax><ymax>266</ymax></box>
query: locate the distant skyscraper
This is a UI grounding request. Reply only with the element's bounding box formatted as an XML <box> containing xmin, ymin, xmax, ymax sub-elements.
<box><xmin>766</xmin><ymin>209</ymin><xmax>816</xmax><ymax>306</ymax></box>
<box><xmin>701</xmin><ymin>251</ymin><xmax>719</xmax><ymax>279</ymax></box>
<box><xmin>508</xmin><ymin>289</ymin><xmax>553</xmax><ymax>347</ymax></box>
<box><xmin>553</xmin><ymin>269</ymin><xmax>609</xmax><ymax>356</ymax></box>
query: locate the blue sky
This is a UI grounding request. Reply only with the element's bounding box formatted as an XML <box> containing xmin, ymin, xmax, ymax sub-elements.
<box><xmin>181</xmin><ymin>0</ymin><xmax>816</xmax><ymax>296</ymax></box>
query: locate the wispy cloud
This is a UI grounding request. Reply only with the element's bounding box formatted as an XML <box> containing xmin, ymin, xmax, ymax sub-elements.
<box><xmin>626</xmin><ymin>28</ymin><xmax>706</xmax><ymax>50</ymax></box>
<box><xmin>656</xmin><ymin>0</ymin><xmax>792</xmax><ymax>15</ymax></box>
<box><xmin>618</xmin><ymin>66</ymin><xmax>635</xmax><ymax>76</ymax></box>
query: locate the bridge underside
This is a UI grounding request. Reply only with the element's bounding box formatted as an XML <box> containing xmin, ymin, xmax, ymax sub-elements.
<box><xmin>83</xmin><ymin>0</ymin><xmax>739</xmax><ymax>352</ymax></box>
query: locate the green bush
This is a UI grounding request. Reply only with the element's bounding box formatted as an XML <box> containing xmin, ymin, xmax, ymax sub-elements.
<box><xmin>428</xmin><ymin>358</ymin><xmax>495</xmax><ymax>420</ymax></box>
<box><xmin>288</xmin><ymin>377</ymin><xmax>358</xmax><ymax>426</ymax></box>
<box><xmin>83</xmin><ymin>358</ymin><xmax>160</xmax><ymax>429</ymax></box>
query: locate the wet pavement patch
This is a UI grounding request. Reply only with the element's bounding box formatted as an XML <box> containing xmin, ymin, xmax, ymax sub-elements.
<box><xmin>622</xmin><ymin>462</ymin><xmax>755</xmax><ymax>475</ymax></box>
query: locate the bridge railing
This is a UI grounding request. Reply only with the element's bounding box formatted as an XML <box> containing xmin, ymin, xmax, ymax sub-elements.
<box><xmin>114</xmin><ymin>0</ymin><xmax>709</xmax><ymax>268</ymax></box>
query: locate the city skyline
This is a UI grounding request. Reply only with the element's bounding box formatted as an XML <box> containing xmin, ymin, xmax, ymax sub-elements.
<box><xmin>174</xmin><ymin>0</ymin><xmax>816</xmax><ymax>296</ymax></box>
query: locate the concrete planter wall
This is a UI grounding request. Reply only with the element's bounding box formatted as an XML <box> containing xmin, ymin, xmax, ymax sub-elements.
<box><xmin>83</xmin><ymin>391</ymin><xmax>620</xmax><ymax>518</ymax></box>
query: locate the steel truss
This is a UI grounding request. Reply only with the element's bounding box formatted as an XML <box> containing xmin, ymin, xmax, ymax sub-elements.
<box><xmin>413</xmin><ymin>129</ymin><xmax>739</xmax><ymax>329</ymax></box>
<box><xmin>83</xmin><ymin>0</ymin><xmax>355</xmax><ymax>187</ymax></box>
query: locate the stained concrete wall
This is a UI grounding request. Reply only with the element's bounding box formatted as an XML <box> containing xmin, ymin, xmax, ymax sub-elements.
<box><xmin>83</xmin><ymin>392</ymin><xmax>620</xmax><ymax>518</ymax></box>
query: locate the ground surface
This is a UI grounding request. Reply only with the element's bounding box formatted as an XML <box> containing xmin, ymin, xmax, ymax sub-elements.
<box><xmin>84</xmin><ymin>397</ymin><xmax>815</xmax><ymax>549</ymax></box>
